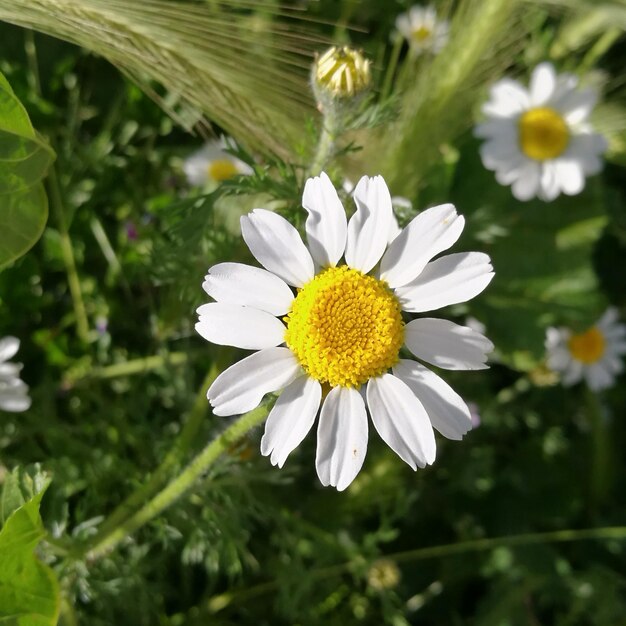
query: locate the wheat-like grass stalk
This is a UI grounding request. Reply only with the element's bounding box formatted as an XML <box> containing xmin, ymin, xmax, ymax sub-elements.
<box><xmin>378</xmin><ymin>0</ymin><xmax>530</xmax><ymax>197</ymax></box>
<box><xmin>0</xmin><ymin>0</ymin><xmax>328</xmax><ymax>157</ymax></box>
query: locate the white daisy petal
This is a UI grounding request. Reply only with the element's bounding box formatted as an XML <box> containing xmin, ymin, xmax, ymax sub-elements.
<box><xmin>529</xmin><ymin>62</ymin><xmax>557</xmax><ymax>106</ymax></box>
<box><xmin>597</xmin><ymin>307</ymin><xmax>619</xmax><ymax>330</ymax></box>
<box><xmin>555</xmin><ymin>160</ymin><xmax>585</xmax><ymax>196</ymax></box>
<box><xmin>539</xmin><ymin>161</ymin><xmax>561</xmax><ymax>202</ymax></box>
<box><xmin>0</xmin><ymin>362</ymin><xmax>22</xmax><ymax>379</ymax></box>
<box><xmin>380</xmin><ymin>204</ymin><xmax>465</xmax><ymax>288</ymax></box>
<box><xmin>367</xmin><ymin>373</ymin><xmax>436</xmax><ymax>469</ymax></box>
<box><xmin>303</xmin><ymin>172</ymin><xmax>348</xmax><ymax>268</ymax></box>
<box><xmin>609</xmin><ymin>341</ymin><xmax>626</xmax><ymax>355</ymax></box>
<box><xmin>196</xmin><ymin>303</ymin><xmax>286</xmax><ymax>350</ymax></box>
<box><xmin>603</xmin><ymin>354</ymin><xmax>624</xmax><ymax>375</ymax></box>
<box><xmin>559</xmin><ymin>88</ymin><xmax>597</xmax><ymax>125</ymax></box>
<box><xmin>202</xmin><ymin>263</ymin><xmax>294</xmax><ymax>315</ymax></box>
<box><xmin>0</xmin><ymin>336</ymin><xmax>20</xmax><ymax>363</ymax></box>
<box><xmin>483</xmin><ymin>79</ymin><xmax>529</xmax><ymax>117</ymax></box>
<box><xmin>547</xmin><ymin>347</ymin><xmax>572</xmax><ymax>372</ymax></box>
<box><xmin>585</xmin><ymin>362</ymin><xmax>614</xmax><ymax>391</ymax></box>
<box><xmin>405</xmin><ymin>318</ymin><xmax>494</xmax><ymax>370</ymax></box>
<box><xmin>393</xmin><ymin>359</ymin><xmax>472</xmax><ymax>440</ymax></box>
<box><xmin>395</xmin><ymin>14</ymin><xmax>411</xmax><ymax>37</ymax></box>
<box><xmin>316</xmin><ymin>386</ymin><xmax>368</xmax><ymax>491</ymax></box>
<box><xmin>207</xmin><ymin>347</ymin><xmax>301</xmax><ymax>416</ymax></box>
<box><xmin>345</xmin><ymin>175</ymin><xmax>393</xmax><ymax>273</ymax></box>
<box><xmin>569</xmin><ymin>133</ymin><xmax>608</xmax><ymax>168</ymax></box>
<box><xmin>261</xmin><ymin>375</ymin><xmax>322</xmax><ymax>468</ymax></box>
<box><xmin>562</xmin><ymin>360</ymin><xmax>583</xmax><ymax>386</ymax></box>
<box><xmin>240</xmin><ymin>209</ymin><xmax>315</xmax><ymax>287</ymax></box>
<box><xmin>511</xmin><ymin>161</ymin><xmax>541</xmax><ymax>201</ymax></box>
<box><xmin>387</xmin><ymin>212</ymin><xmax>402</xmax><ymax>244</ymax></box>
<box><xmin>396</xmin><ymin>252</ymin><xmax>494</xmax><ymax>313</ymax></box>
<box><xmin>0</xmin><ymin>388</ymin><xmax>31</xmax><ymax>412</ymax></box>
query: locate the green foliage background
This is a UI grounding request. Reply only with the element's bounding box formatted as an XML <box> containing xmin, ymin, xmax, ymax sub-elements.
<box><xmin>1</xmin><ymin>0</ymin><xmax>626</xmax><ymax>624</ymax></box>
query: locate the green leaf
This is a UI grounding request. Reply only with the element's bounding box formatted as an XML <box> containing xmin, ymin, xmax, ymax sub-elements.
<box><xmin>0</xmin><ymin>464</ymin><xmax>50</xmax><ymax>525</ymax></box>
<box><xmin>0</xmin><ymin>479</ymin><xmax>60</xmax><ymax>626</ymax></box>
<box><xmin>0</xmin><ymin>70</ymin><xmax>54</xmax><ymax>268</ymax></box>
<box><xmin>0</xmin><ymin>183</ymin><xmax>49</xmax><ymax>271</ymax></box>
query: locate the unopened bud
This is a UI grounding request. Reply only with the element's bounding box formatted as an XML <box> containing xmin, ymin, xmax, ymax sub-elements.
<box><xmin>312</xmin><ymin>46</ymin><xmax>371</xmax><ymax>103</ymax></box>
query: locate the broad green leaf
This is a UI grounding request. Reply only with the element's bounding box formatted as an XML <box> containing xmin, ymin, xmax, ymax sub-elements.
<box><xmin>0</xmin><ymin>70</ymin><xmax>54</xmax><ymax>268</ymax></box>
<box><xmin>0</xmin><ymin>481</ymin><xmax>60</xmax><ymax>626</ymax></box>
<box><xmin>0</xmin><ymin>183</ymin><xmax>49</xmax><ymax>271</ymax></box>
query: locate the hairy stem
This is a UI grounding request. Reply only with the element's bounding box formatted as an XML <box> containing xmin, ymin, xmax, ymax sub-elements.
<box><xmin>64</xmin><ymin>352</ymin><xmax>189</xmax><ymax>386</ymax></box>
<box><xmin>310</xmin><ymin>109</ymin><xmax>339</xmax><ymax>176</ymax></box>
<box><xmin>206</xmin><ymin>525</ymin><xmax>626</xmax><ymax>613</ymax></box>
<box><xmin>86</xmin><ymin>364</ymin><xmax>219</xmax><ymax>543</ymax></box>
<box><xmin>79</xmin><ymin>403</ymin><xmax>269</xmax><ymax>561</ymax></box>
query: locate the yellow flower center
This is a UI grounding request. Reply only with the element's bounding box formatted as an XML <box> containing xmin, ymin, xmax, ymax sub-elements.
<box><xmin>567</xmin><ymin>327</ymin><xmax>606</xmax><ymax>364</ymax></box>
<box><xmin>411</xmin><ymin>25</ymin><xmax>432</xmax><ymax>42</ymax></box>
<box><xmin>284</xmin><ymin>266</ymin><xmax>404</xmax><ymax>388</ymax></box>
<box><xmin>207</xmin><ymin>159</ymin><xmax>239</xmax><ymax>182</ymax></box>
<box><xmin>518</xmin><ymin>107</ymin><xmax>570</xmax><ymax>161</ymax></box>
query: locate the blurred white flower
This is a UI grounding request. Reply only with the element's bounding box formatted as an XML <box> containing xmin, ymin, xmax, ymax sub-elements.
<box><xmin>183</xmin><ymin>138</ymin><xmax>253</xmax><ymax>186</ymax></box>
<box><xmin>0</xmin><ymin>336</ymin><xmax>31</xmax><ymax>412</ymax></box>
<box><xmin>196</xmin><ymin>172</ymin><xmax>494</xmax><ymax>490</ymax></box>
<box><xmin>545</xmin><ymin>308</ymin><xmax>626</xmax><ymax>391</ymax></box>
<box><xmin>395</xmin><ymin>5</ymin><xmax>449</xmax><ymax>57</ymax></box>
<box><xmin>475</xmin><ymin>62</ymin><xmax>607</xmax><ymax>202</ymax></box>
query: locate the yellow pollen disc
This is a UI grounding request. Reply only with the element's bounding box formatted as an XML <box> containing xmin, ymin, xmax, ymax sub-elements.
<box><xmin>284</xmin><ymin>266</ymin><xmax>404</xmax><ymax>388</ymax></box>
<box><xmin>567</xmin><ymin>327</ymin><xmax>606</xmax><ymax>365</ymax></box>
<box><xmin>207</xmin><ymin>159</ymin><xmax>239</xmax><ymax>182</ymax></box>
<box><xmin>412</xmin><ymin>25</ymin><xmax>432</xmax><ymax>42</ymax></box>
<box><xmin>518</xmin><ymin>107</ymin><xmax>569</xmax><ymax>161</ymax></box>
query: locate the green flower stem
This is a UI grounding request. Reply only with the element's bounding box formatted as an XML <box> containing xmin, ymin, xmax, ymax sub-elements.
<box><xmin>86</xmin><ymin>363</ymin><xmax>219</xmax><ymax>544</ymax></box>
<box><xmin>26</xmin><ymin>29</ymin><xmax>90</xmax><ymax>344</ymax></box>
<box><xmin>585</xmin><ymin>387</ymin><xmax>611</xmax><ymax>508</ymax></box>
<box><xmin>205</xmin><ymin>525</ymin><xmax>626</xmax><ymax>614</ymax></box>
<box><xmin>64</xmin><ymin>352</ymin><xmax>189</xmax><ymax>386</ymax></box>
<box><xmin>579</xmin><ymin>27</ymin><xmax>621</xmax><ymax>75</ymax></box>
<box><xmin>380</xmin><ymin>36</ymin><xmax>404</xmax><ymax>103</ymax></box>
<box><xmin>310</xmin><ymin>109</ymin><xmax>339</xmax><ymax>176</ymax></box>
<box><xmin>81</xmin><ymin>403</ymin><xmax>269</xmax><ymax>562</ymax></box>
<box><xmin>47</xmin><ymin>165</ymin><xmax>90</xmax><ymax>344</ymax></box>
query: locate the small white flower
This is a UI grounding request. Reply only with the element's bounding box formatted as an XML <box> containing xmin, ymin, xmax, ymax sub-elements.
<box><xmin>395</xmin><ymin>5</ymin><xmax>449</xmax><ymax>57</ymax></box>
<box><xmin>183</xmin><ymin>138</ymin><xmax>253</xmax><ymax>187</ymax></box>
<box><xmin>475</xmin><ymin>62</ymin><xmax>607</xmax><ymax>202</ymax></box>
<box><xmin>196</xmin><ymin>173</ymin><xmax>494</xmax><ymax>490</ymax></box>
<box><xmin>545</xmin><ymin>308</ymin><xmax>626</xmax><ymax>391</ymax></box>
<box><xmin>0</xmin><ymin>336</ymin><xmax>31</xmax><ymax>412</ymax></box>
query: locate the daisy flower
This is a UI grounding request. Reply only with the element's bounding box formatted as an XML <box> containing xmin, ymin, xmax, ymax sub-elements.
<box><xmin>0</xmin><ymin>336</ymin><xmax>31</xmax><ymax>412</ymax></box>
<box><xmin>545</xmin><ymin>308</ymin><xmax>626</xmax><ymax>391</ymax></box>
<box><xmin>196</xmin><ymin>173</ymin><xmax>494</xmax><ymax>490</ymax></box>
<box><xmin>183</xmin><ymin>138</ymin><xmax>253</xmax><ymax>187</ymax></box>
<box><xmin>395</xmin><ymin>5</ymin><xmax>449</xmax><ymax>57</ymax></box>
<box><xmin>475</xmin><ymin>62</ymin><xmax>607</xmax><ymax>202</ymax></box>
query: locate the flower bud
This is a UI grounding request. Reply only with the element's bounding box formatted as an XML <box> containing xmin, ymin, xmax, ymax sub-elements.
<box><xmin>312</xmin><ymin>46</ymin><xmax>371</xmax><ymax>106</ymax></box>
